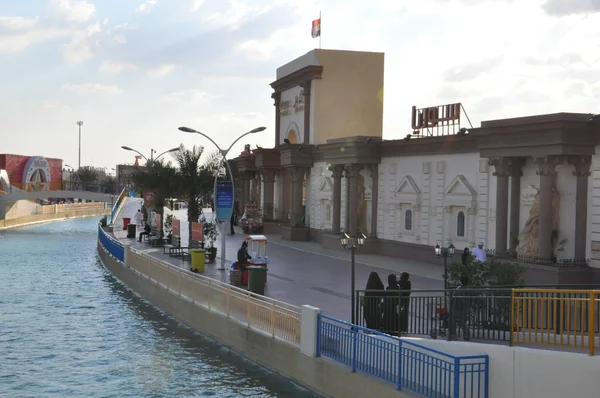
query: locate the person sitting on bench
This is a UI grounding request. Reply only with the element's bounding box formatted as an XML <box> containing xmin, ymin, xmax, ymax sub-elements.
<box><xmin>138</xmin><ymin>222</ymin><xmax>151</xmax><ymax>242</ymax></box>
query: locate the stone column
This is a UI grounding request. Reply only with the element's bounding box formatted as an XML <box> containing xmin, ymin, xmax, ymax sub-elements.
<box><xmin>570</xmin><ymin>156</ymin><xmax>591</xmax><ymax>261</ymax></box>
<box><xmin>301</xmin><ymin>81</ymin><xmax>311</xmax><ymax>144</ymax></box>
<box><xmin>509</xmin><ymin>159</ymin><xmax>525</xmax><ymax>256</ymax></box>
<box><xmin>347</xmin><ymin>164</ymin><xmax>360</xmax><ymax>236</ymax></box>
<box><xmin>489</xmin><ymin>158</ymin><xmax>511</xmax><ymax>254</ymax></box>
<box><xmin>329</xmin><ymin>165</ymin><xmax>344</xmax><ymax>234</ymax></box>
<box><xmin>272</xmin><ymin>92</ymin><xmax>281</xmax><ymax>146</ymax></box>
<box><xmin>290</xmin><ymin>167</ymin><xmax>305</xmax><ymax>226</ymax></box>
<box><xmin>534</xmin><ymin>156</ymin><xmax>561</xmax><ymax>260</ymax></box>
<box><xmin>242</xmin><ymin>173</ymin><xmax>251</xmax><ymax>209</ymax></box>
<box><xmin>370</xmin><ymin>164</ymin><xmax>379</xmax><ymax>238</ymax></box>
<box><xmin>262</xmin><ymin>170</ymin><xmax>276</xmax><ymax>220</ymax></box>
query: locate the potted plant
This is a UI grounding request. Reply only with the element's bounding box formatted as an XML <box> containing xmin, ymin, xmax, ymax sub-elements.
<box><xmin>199</xmin><ymin>212</ymin><xmax>218</xmax><ymax>262</ymax></box>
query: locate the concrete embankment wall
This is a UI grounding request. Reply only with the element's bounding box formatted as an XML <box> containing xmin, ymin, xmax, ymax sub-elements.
<box><xmin>96</xmin><ymin>241</ymin><xmax>413</xmax><ymax>398</ymax></box>
<box><xmin>0</xmin><ymin>201</ymin><xmax>109</xmax><ymax>230</ymax></box>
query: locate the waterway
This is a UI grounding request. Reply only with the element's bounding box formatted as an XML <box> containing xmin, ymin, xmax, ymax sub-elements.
<box><xmin>0</xmin><ymin>217</ymin><xmax>319</xmax><ymax>397</ymax></box>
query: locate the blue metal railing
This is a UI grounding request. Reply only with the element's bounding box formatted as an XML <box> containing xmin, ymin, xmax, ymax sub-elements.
<box><xmin>98</xmin><ymin>224</ymin><xmax>125</xmax><ymax>262</ymax></box>
<box><xmin>316</xmin><ymin>314</ymin><xmax>489</xmax><ymax>398</ymax></box>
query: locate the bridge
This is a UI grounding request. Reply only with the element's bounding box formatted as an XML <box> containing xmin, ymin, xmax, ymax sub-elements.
<box><xmin>0</xmin><ymin>182</ymin><xmax>119</xmax><ymax>204</ymax></box>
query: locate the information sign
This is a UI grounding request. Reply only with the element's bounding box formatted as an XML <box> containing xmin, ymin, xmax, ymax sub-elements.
<box><xmin>215</xmin><ymin>180</ymin><xmax>234</xmax><ymax>222</ymax></box>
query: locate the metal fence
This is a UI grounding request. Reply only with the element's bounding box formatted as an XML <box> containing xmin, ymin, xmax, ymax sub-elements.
<box><xmin>355</xmin><ymin>289</ymin><xmax>513</xmax><ymax>342</ymax></box>
<box><xmin>511</xmin><ymin>289</ymin><xmax>600</xmax><ymax>355</ymax></box>
<box><xmin>126</xmin><ymin>247</ymin><xmax>302</xmax><ymax>345</ymax></box>
<box><xmin>317</xmin><ymin>314</ymin><xmax>489</xmax><ymax>398</ymax></box>
<box><xmin>98</xmin><ymin>224</ymin><xmax>125</xmax><ymax>262</ymax></box>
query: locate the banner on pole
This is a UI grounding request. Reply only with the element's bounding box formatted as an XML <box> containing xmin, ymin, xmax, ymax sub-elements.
<box><xmin>191</xmin><ymin>222</ymin><xmax>203</xmax><ymax>242</ymax></box>
<box><xmin>215</xmin><ymin>180</ymin><xmax>234</xmax><ymax>222</ymax></box>
<box><xmin>172</xmin><ymin>218</ymin><xmax>180</xmax><ymax>237</ymax></box>
<box><xmin>155</xmin><ymin>213</ymin><xmax>162</xmax><ymax>230</ymax></box>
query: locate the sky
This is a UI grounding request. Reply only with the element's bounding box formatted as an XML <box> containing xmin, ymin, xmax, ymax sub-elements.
<box><xmin>1</xmin><ymin>0</ymin><xmax>600</xmax><ymax>172</ymax></box>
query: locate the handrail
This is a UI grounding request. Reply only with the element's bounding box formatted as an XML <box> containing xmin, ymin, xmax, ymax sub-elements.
<box><xmin>132</xmin><ymin>248</ymin><xmax>300</xmax><ymax>311</ymax></box>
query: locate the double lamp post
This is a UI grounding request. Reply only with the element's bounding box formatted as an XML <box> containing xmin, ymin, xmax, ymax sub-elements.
<box><xmin>435</xmin><ymin>242</ymin><xmax>455</xmax><ymax>290</ymax></box>
<box><xmin>178</xmin><ymin>126</ymin><xmax>266</xmax><ymax>271</ymax></box>
<box><xmin>341</xmin><ymin>233</ymin><xmax>367</xmax><ymax>324</ymax></box>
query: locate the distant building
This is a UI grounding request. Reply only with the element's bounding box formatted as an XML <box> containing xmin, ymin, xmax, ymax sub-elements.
<box><xmin>0</xmin><ymin>154</ymin><xmax>63</xmax><ymax>191</ymax></box>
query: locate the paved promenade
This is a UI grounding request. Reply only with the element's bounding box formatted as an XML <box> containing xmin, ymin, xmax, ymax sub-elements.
<box><xmin>114</xmin><ymin>206</ymin><xmax>443</xmax><ymax>321</ymax></box>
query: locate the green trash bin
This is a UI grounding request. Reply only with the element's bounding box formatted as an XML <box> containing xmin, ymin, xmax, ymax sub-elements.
<box><xmin>190</xmin><ymin>249</ymin><xmax>205</xmax><ymax>273</ymax></box>
<box><xmin>248</xmin><ymin>266</ymin><xmax>268</xmax><ymax>295</ymax></box>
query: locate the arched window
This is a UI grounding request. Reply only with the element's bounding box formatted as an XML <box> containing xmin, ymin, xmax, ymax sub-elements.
<box><xmin>404</xmin><ymin>209</ymin><xmax>413</xmax><ymax>231</ymax></box>
<box><xmin>457</xmin><ymin>211</ymin><xmax>465</xmax><ymax>237</ymax></box>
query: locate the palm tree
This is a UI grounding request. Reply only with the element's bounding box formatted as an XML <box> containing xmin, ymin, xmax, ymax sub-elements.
<box><xmin>131</xmin><ymin>159</ymin><xmax>178</xmax><ymax>232</ymax></box>
<box><xmin>173</xmin><ymin>144</ymin><xmax>221</xmax><ymax>245</ymax></box>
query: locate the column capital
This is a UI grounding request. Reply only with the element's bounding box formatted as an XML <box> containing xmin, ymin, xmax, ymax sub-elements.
<box><xmin>569</xmin><ymin>156</ymin><xmax>592</xmax><ymax>177</ymax></box>
<box><xmin>534</xmin><ymin>156</ymin><xmax>562</xmax><ymax>177</ymax></box>
<box><xmin>368</xmin><ymin>164</ymin><xmax>379</xmax><ymax>178</ymax></box>
<box><xmin>328</xmin><ymin>164</ymin><xmax>344</xmax><ymax>179</ymax></box>
<box><xmin>300</xmin><ymin>80</ymin><xmax>312</xmax><ymax>96</ymax></box>
<box><xmin>345</xmin><ymin>164</ymin><xmax>361</xmax><ymax>179</ymax></box>
<box><xmin>489</xmin><ymin>158</ymin><xmax>512</xmax><ymax>177</ymax></box>
<box><xmin>261</xmin><ymin>169</ymin><xmax>277</xmax><ymax>183</ymax></box>
<box><xmin>290</xmin><ymin>167</ymin><xmax>306</xmax><ymax>183</ymax></box>
<box><xmin>271</xmin><ymin>91</ymin><xmax>281</xmax><ymax>106</ymax></box>
<box><xmin>508</xmin><ymin>158</ymin><xmax>525</xmax><ymax>177</ymax></box>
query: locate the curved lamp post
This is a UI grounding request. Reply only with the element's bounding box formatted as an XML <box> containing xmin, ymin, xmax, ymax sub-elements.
<box><xmin>341</xmin><ymin>233</ymin><xmax>366</xmax><ymax>324</ymax></box>
<box><xmin>178</xmin><ymin>126</ymin><xmax>266</xmax><ymax>270</ymax></box>
<box><xmin>121</xmin><ymin>146</ymin><xmax>179</xmax><ymax>163</ymax></box>
<box><xmin>435</xmin><ymin>243</ymin><xmax>455</xmax><ymax>290</ymax></box>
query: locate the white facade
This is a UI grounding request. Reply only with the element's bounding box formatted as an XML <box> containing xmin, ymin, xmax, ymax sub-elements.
<box><xmin>305</xmin><ymin>151</ymin><xmax>600</xmax><ymax>263</ymax></box>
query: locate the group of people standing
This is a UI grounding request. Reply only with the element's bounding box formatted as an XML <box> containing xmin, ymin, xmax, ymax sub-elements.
<box><xmin>363</xmin><ymin>271</ymin><xmax>411</xmax><ymax>336</ymax></box>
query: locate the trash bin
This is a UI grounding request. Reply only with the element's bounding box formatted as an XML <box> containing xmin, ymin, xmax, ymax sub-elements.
<box><xmin>248</xmin><ymin>266</ymin><xmax>268</xmax><ymax>295</ymax></box>
<box><xmin>127</xmin><ymin>223</ymin><xmax>137</xmax><ymax>239</ymax></box>
<box><xmin>230</xmin><ymin>269</ymin><xmax>242</xmax><ymax>286</ymax></box>
<box><xmin>123</xmin><ymin>217</ymin><xmax>131</xmax><ymax>230</ymax></box>
<box><xmin>190</xmin><ymin>249</ymin><xmax>206</xmax><ymax>273</ymax></box>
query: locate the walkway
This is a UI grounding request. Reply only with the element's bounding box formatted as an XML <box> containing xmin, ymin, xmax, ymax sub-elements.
<box><xmin>113</xmin><ymin>207</ymin><xmax>444</xmax><ymax>321</ymax></box>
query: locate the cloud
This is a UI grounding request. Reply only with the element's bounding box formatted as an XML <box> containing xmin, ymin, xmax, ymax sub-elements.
<box><xmin>99</xmin><ymin>60</ymin><xmax>139</xmax><ymax>74</ymax></box>
<box><xmin>190</xmin><ymin>0</ymin><xmax>207</xmax><ymax>12</ymax></box>
<box><xmin>443</xmin><ymin>57</ymin><xmax>503</xmax><ymax>83</ymax></box>
<box><xmin>136</xmin><ymin>0</ymin><xmax>158</xmax><ymax>13</ymax></box>
<box><xmin>60</xmin><ymin>23</ymin><xmax>102</xmax><ymax>63</ymax></box>
<box><xmin>162</xmin><ymin>89</ymin><xmax>212</xmax><ymax>105</ymax></box>
<box><xmin>542</xmin><ymin>0</ymin><xmax>600</xmax><ymax>16</ymax></box>
<box><xmin>147</xmin><ymin>64</ymin><xmax>177</xmax><ymax>77</ymax></box>
<box><xmin>50</xmin><ymin>0</ymin><xmax>96</xmax><ymax>23</ymax></box>
<box><xmin>62</xmin><ymin>83</ymin><xmax>124</xmax><ymax>95</ymax></box>
<box><xmin>523</xmin><ymin>53</ymin><xmax>584</xmax><ymax>66</ymax></box>
<box><xmin>0</xmin><ymin>17</ymin><xmax>70</xmax><ymax>53</ymax></box>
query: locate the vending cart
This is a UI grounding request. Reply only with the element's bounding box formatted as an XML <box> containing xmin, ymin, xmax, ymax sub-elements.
<box><xmin>243</xmin><ymin>235</ymin><xmax>268</xmax><ymax>285</ymax></box>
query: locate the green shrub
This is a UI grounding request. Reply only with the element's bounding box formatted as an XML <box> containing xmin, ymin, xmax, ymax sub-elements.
<box><xmin>446</xmin><ymin>257</ymin><xmax>524</xmax><ymax>288</ymax></box>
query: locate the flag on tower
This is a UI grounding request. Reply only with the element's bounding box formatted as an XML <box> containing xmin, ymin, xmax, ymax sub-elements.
<box><xmin>311</xmin><ymin>17</ymin><xmax>321</xmax><ymax>38</ymax></box>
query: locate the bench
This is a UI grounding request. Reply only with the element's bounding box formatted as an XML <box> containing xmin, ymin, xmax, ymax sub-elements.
<box><xmin>141</xmin><ymin>227</ymin><xmax>158</xmax><ymax>242</ymax></box>
<box><xmin>163</xmin><ymin>236</ymin><xmax>188</xmax><ymax>258</ymax></box>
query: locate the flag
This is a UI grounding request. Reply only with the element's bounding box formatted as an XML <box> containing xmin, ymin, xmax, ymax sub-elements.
<box><xmin>311</xmin><ymin>18</ymin><xmax>321</xmax><ymax>38</ymax></box>
<box><xmin>134</xmin><ymin>155</ymin><xmax>142</xmax><ymax>167</ymax></box>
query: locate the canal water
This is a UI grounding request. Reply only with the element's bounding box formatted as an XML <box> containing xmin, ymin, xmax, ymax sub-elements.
<box><xmin>0</xmin><ymin>218</ymin><xmax>319</xmax><ymax>398</ymax></box>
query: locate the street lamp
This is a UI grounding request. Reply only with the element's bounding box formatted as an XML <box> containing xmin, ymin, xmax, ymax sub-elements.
<box><xmin>77</xmin><ymin>121</ymin><xmax>83</xmax><ymax>170</ymax></box>
<box><xmin>178</xmin><ymin>125</ymin><xmax>266</xmax><ymax>271</ymax></box>
<box><xmin>120</xmin><ymin>146</ymin><xmax>179</xmax><ymax>163</ymax></box>
<box><xmin>435</xmin><ymin>243</ymin><xmax>455</xmax><ymax>290</ymax></box>
<box><xmin>341</xmin><ymin>233</ymin><xmax>367</xmax><ymax>324</ymax></box>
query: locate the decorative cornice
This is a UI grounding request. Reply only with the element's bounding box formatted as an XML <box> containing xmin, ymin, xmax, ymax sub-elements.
<box><xmin>270</xmin><ymin>65</ymin><xmax>324</xmax><ymax>93</ymax></box>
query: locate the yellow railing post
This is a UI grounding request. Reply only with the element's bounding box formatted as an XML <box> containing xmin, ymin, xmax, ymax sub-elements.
<box><xmin>226</xmin><ymin>286</ymin><xmax>230</xmax><ymax>318</ymax></box>
<box><xmin>589</xmin><ymin>291</ymin><xmax>596</xmax><ymax>356</ymax></box>
<box><xmin>271</xmin><ymin>301</ymin><xmax>276</xmax><ymax>338</ymax></box>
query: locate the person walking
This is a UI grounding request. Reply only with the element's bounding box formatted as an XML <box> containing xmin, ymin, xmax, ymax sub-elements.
<box><xmin>398</xmin><ymin>272</ymin><xmax>412</xmax><ymax>334</ymax></box>
<box><xmin>230</xmin><ymin>211</ymin><xmax>235</xmax><ymax>235</ymax></box>
<box><xmin>363</xmin><ymin>272</ymin><xmax>385</xmax><ymax>331</ymax></box>
<box><xmin>382</xmin><ymin>274</ymin><xmax>400</xmax><ymax>335</ymax></box>
<box><xmin>134</xmin><ymin>209</ymin><xmax>143</xmax><ymax>227</ymax></box>
<box><xmin>462</xmin><ymin>247</ymin><xmax>471</xmax><ymax>265</ymax></box>
<box><xmin>472</xmin><ymin>241</ymin><xmax>487</xmax><ymax>263</ymax></box>
<box><xmin>450</xmin><ymin>274</ymin><xmax>471</xmax><ymax>341</ymax></box>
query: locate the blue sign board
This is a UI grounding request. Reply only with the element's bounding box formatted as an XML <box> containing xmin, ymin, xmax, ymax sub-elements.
<box><xmin>215</xmin><ymin>180</ymin><xmax>234</xmax><ymax>222</ymax></box>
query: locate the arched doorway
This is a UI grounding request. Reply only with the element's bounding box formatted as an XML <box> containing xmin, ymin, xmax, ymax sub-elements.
<box><xmin>287</xmin><ymin>130</ymin><xmax>298</xmax><ymax>144</ymax></box>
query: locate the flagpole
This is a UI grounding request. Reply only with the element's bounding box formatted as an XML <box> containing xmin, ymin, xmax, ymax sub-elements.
<box><xmin>319</xmin><ymin>11</ymin><xmax>322</xmax><ymax>49</ymax></box>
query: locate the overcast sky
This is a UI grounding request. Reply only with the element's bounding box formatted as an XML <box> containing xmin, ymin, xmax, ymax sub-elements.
<box><xmin>1</xmin><ymin>0</ymin><xmax>599</xmax><ymax>171</ymax></box>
